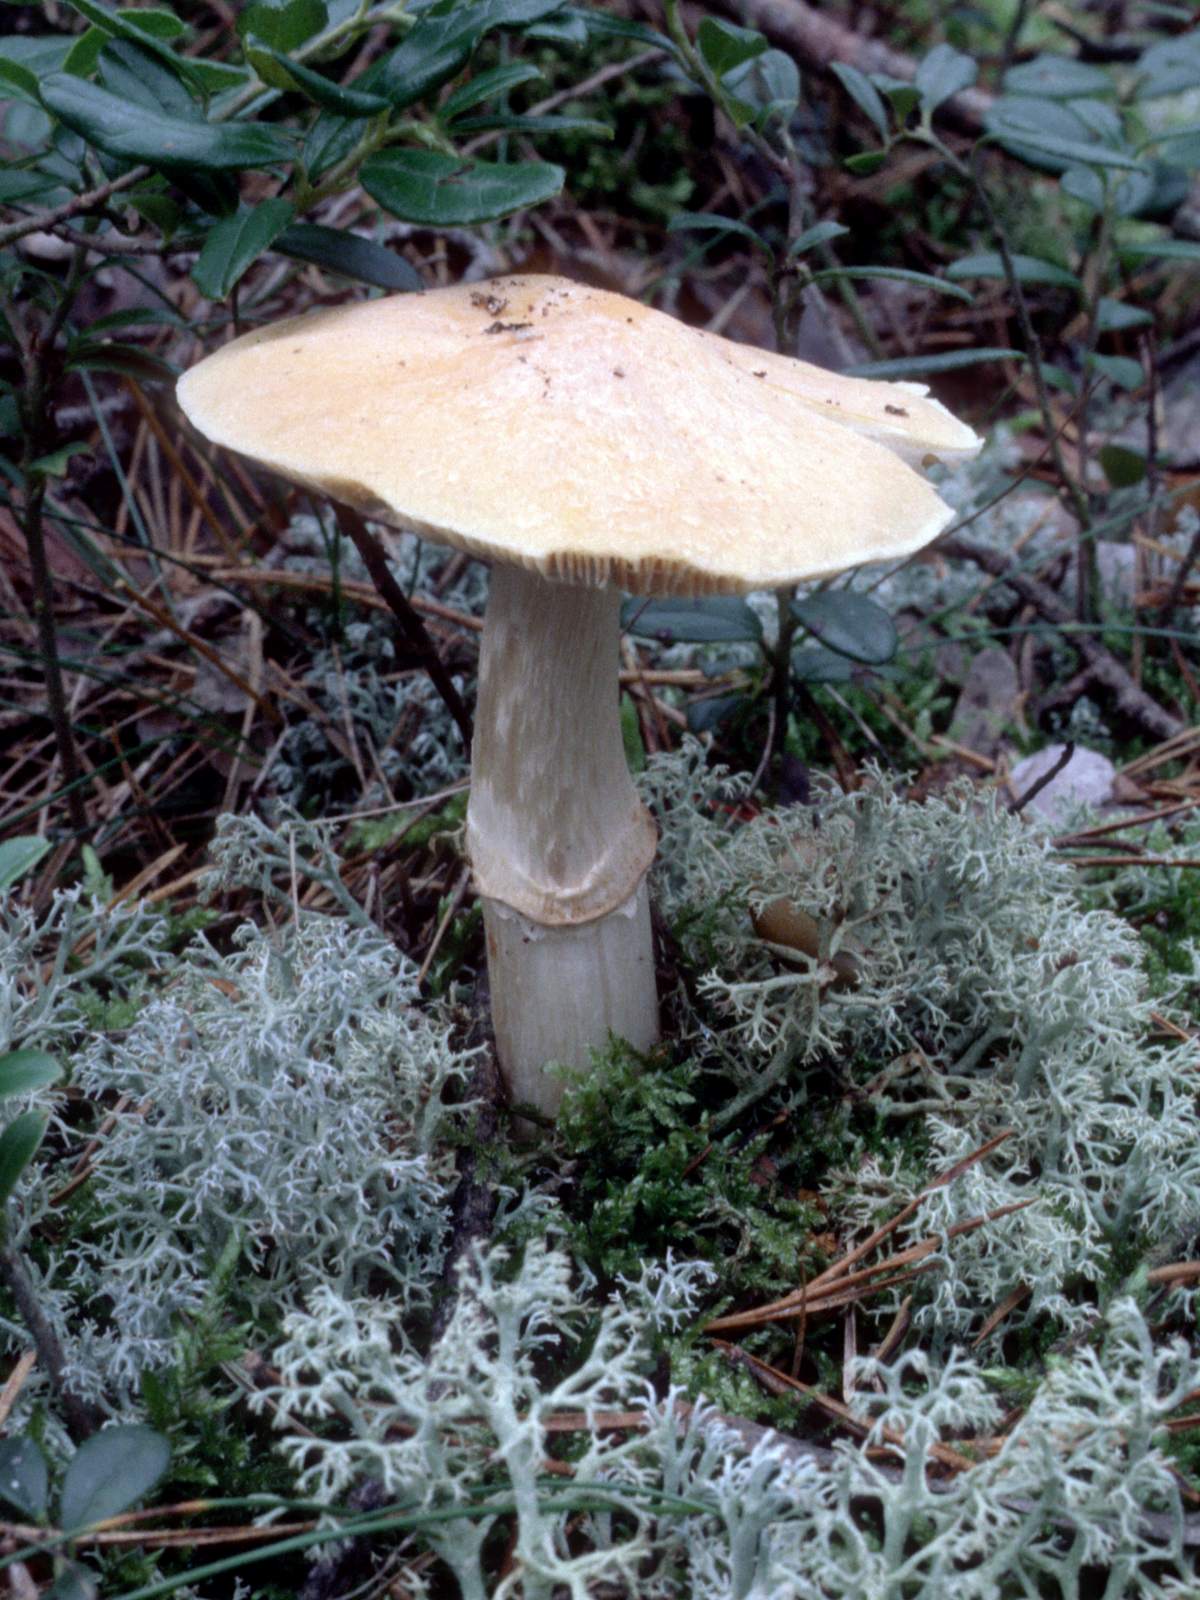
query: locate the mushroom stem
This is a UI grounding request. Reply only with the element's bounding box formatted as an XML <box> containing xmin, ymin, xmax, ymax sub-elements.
<box><xmin>468</xmin><ymin>564</ymin><xmax>659</xmax><ymax>1116</ymax></box>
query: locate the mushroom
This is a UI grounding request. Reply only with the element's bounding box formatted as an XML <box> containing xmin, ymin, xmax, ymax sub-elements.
<box><xmin>177</xmin><ymin>273</ymin><xmax>980</xmax><ymax>1119</ymax></box>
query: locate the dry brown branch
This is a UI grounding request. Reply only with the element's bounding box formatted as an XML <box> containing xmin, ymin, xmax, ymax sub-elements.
<box><xmin>0</xmin><ymin>1351</ymin><xmax>37</xmax><ymax>1432</ymax></box>
<box><xmin>705</xmin><ymin>1197</ymin><xmax>1034</xmax><ymax>1333</ymax></box>
<box><xmin>710</xmin><ymin>1339</ymin><xmax>979</xmax><ymax>1472</ymax></box>
<box><xmin>334</xmin><ymin>505</ymin><xmax>474</xmax><ymax>750</ymax></box>
<box><xmin>940</xmin><ymin>535</ymin><xmax>1184</xmax><ymax>741</ymax></box>
<box><xmin>697</xmin><ymin>0</ymin><xmax>994</xmax><ymax>134</ymax></box>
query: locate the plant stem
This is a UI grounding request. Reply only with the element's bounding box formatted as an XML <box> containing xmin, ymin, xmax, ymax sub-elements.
<box><xmin>1000</xmin><ymin>0</ymin><xmax>1030</xmax><ymax>73</ymax></box>
<box><xmin>0</xmin><ymin>1243</ymin><xmax>98</xmax><ymax>1442</ymax></box>
<box><xmin>1070</xmin><ymin>207</ymin><xmax>1116</xmax><ymax>622</ymax></box>
<box><xmin>772</xmin><ymin>588</ymin><xmax>796</xmax><ymax>776</ymax></box>
<box><xmin>0</xmin><ymin>169</ymin><xmax>148</xmax><ymax>253</ymax></box>
<box><xmin>13</xmin><ymin>246</ymin><xmax>90</xmax><ymax>836</ymax></box>
<box><xmin>334</xmin><ymin>506</ymin><xmax>473</xmax><ymax>749</ymax></box>
<box><xmin>923</xmin><ymin>134</ymin><xmax>1092</xmax><ymax>534</ymax></box>
<box><xmin>19</xmin><ymin>480</ymin><xmax>88</xmax><ymax>836</ymax></box>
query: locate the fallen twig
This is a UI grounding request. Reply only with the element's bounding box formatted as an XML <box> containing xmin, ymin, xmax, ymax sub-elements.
<box><xmin>941</xmin><ymin>535</ymin><xmax>1183</xmax><ymax>741</ymax></box>
<box><xmin>697</xmin><ymin>0</ymin><xmax>992</xmax><ymax>134</ymax></box>
<box><xmin>335</xmin><ymin>505</ymin><xmax>474</xmax><ymax>750</ymax></box>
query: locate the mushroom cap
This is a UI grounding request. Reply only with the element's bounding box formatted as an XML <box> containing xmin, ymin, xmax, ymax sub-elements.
<box><xmin>177</xmin><ymin>274</ymin><xmax>980</xmax><ymax>595</ymax></box>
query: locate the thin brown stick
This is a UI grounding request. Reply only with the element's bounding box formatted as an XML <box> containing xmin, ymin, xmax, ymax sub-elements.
<box><xmin>1148</xmin><ymin>1261</ymin><xmax>1200</xmax><ymax>1286</ymax></box>
<box><xmin>128</xmin><ymin>381</ymin><xmax>243</xmax><ymax>562</ymax></box>
<box><xmin>806</xmin><ymin>1129</ymin><xmax>1015</xmax><ymax>1296</ymax></box>
<box><xmin>334</xmin><ymin>506</ymin><xmax>474</xmax><ymax>750</ymax></box>
<box><xmin>705</xmin><ymin>1197</ymin><xmax>1034</xmax><ymax>1332</ymax></box>
<box><xmin>710</xmin><ymin>1340</ymin><xmax>978</xmax><ymax>1472</ymax></box>
<box><xmin>0</xmin><ymin>1351</ymin><xmax>37</xmax><ymax>1432</ymax></box>
<box><xmin>872</xmin><ymin>1297</ymin><xmax>911</xmax><ymax>1363</ymax></box>
<box><xmin>941</xmin><ymin>534</ymin><xmax>1182</xmax><ymax>741</ymax></box>
<box><xmin>1009</xmin><ymin>741</ymin><xmax>1074</xmax><ymax>815</ymax></box>
<box><xmin>416</xmin><ymin>867</ymin><xmax>472</xmax><ymax>986</ymax></box>
<box><xmin>0</xmin><ymin>166</ymin><xmax>148</xmax><ymax>252</ymax></box>
<box><xmin>114</xmin><ymin>578</ymin><xmax>277</xmax><ymax>723</ymax></box>
<box><xmin>972</xmin><ymin>1284</ymin><xmax>1032</xmax><ymax>1347</ymax></box>
<box><xmin>0</xmin><ymin>1248</ymin><xmax>98</xmax><ymax>1441</ymax></box>
<box><xmin>1053</xmin><ymin>799</ymin><xmax>1200</xmax><ymax>845</ymax></box>
<box><xmin>1062</xmin><ymin>855</ymin><xmax>1200</xmax><ymax>870</ymax></box>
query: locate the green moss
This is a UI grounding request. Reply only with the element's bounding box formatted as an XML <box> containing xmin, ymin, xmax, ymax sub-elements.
<box><xmin>555</xmin><ymin>1041</ymin><xmax>825</xmax><ymax>1291</ymax></box>
<box><xmin>345</xmin><ymin>791</ymin><xmax>467</xmax><ymax>856</ymax></box>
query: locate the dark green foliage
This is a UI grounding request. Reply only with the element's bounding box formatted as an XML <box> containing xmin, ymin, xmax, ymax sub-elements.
<box><xmin>555</xmin><ymin>1041</ymin><xmax>826</xmax><ymax>1301</ymax></box>
<box><xmin>138</xmin><ymin>1231</ymin><xmax>289</xmax><ymax>1499</ymax></box>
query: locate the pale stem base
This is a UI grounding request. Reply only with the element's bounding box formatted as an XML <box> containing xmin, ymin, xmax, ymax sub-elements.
<box><xmin>483</xmin><ymin>879</ymin><xmax>659</xmax><ymax>1118</ymax></box>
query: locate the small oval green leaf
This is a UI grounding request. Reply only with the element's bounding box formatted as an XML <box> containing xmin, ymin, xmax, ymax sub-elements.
<box><xmin>791</xmin><ymin>591</ymin><xmax>897</xmax><ymax>664</ymax></box>
<box><xmin>375</xmin><ymin>0</ymin><xmax>563</xmax><ymax>111</ymax></box>
<box><xmin>0</xmin><ymin>1051</ymin><xmax>62</xmax><ymax>1100</ymax></box>
<box><xmin>0</xmin><ymin>836</ymin><xmax>50</xmax><ymax>889</ymax></box>
<box><xmin>439</xmin><ymin>60</ymin><xmax>542</xmax><ymax>122</ymax></box>
<box><xmin>697</xmin><ymin>15</ymin><xmax>767</xmax><ymax>79</ymax></box>
<box><xmin>1095</xmin><ymin>297</ymin><xmax>1153</xmax><ymax>331</ymax></box>
<box><xmin>66</xmin><ymin>342</ymin><xmax>175</xmax><ymax>381</ymax></box>
<box><xmin>361</xmin><ymin>149</ymin><xmax>563</xmax><ymax>226</ymax></box>
<box><xmin>448</xmin><ymin>111</ymin><xmax>611</xmax><ymax>138</ymax></box>
<box><xmin>269</xmin><ymin>49</ymin><xmax>389</xmax><ymax>115</ymax></box>
<box><xmin>947</xmin><ymin>251</ymin><xmax>1080</xmax><ymax>289</ymax></box>
<box><xmin>668</xmin><ymin>210</ymin><xmax>772</xmax><ymax>259</ymax></box>
<box><xmin>845</xmin><ymin>347</ymin><xmax>1025</xmax><ymax>378</ymax></box>
<box><xmin>687</xmin><ymin>692</ymin><xmax>745</xmax><ymax>733</ymax></box>
<box><xmin>0</xmin><ymin>56</ymin><xmax>40</xmax><ymax>105</ymax></box>
<box><xmin>1088</xmin><ymin>352</ymin><xmax>1143</xmax><ymax>390</ymax></box>
<box><xmin>1120</xmin><ymin>237</ymin><xmax>1200</xmax><ymax>265</ymax></box>
<box><xmin>60</xmin><ymin>0</ymin><xmax>203</xmax><ymax>93</ymax></box>
<box><xmin>986</xmin><ymin>97</ymin><xmax>1142</xmax><ymax>171</ymax></box>
<box><xmin>791</xmin><ymin>645</ymin><xmax>854</xmax><ymax>684</ymax></box>
<box><xmin>787</xmin><ymin>219</ymin><xmax>849</xmax><ymax>258</ymax></box>
<box><xmin>1137</xmin><ymin>32</ymin><xmax>1200</xmax><ymax>100</ymax></box>
<box><xmin>808</xmin><ymin>265</ymin><xmax>972</xmax><ymax>302</ymax></box>
<box><xmin>275</xmin><ymin>223</ymin><xmax>424</xmax><ymax>290</ymax></box>
<box><xmin>622</xmin><ymin>596</ymin><xmax>763</xmax><ymax>645</ymax></box>
<box><xmin>60</xmin><ymin>1425</ymin><xmax>171</xmax><ymax>1534</ymax></box>
<box><xmin>98</xmin><ymin>38</ymin><xmax>196</xmax><ymax>118</ymax></box>
<box><xmin>1003</xmin><ymin>54</ymin><xmax>1113</xmax><ymax>99</ymax></box>
<box><xmin>830</xmin><ymin>60</ymin><xmax>888</xmax><ymax>139</ymax></box>
<box><xmin>0</xmin><ymin>1112</ymin><xmax>49</xmax><ymax>1208</ymax></box>
<box><xmin>0</xmin><ymin>1436</ymin><xmax>48</xmax><ymax>1522</ymax></box>
<box><xmin>40</xmin><ymin>73</ymin><xmax>294</xmax><ymax>170</ymax></box>
<box><xmin>237</xmin><ymin>0</ymin><xmax>327</xmax><ymax>52</ymax></box>
<box><xmin>915</xmin><ymin>43</ymin><xmax>977</xmax><ymax>114</ymax></box>
<box><xmin>116</xmin><ymin>7</ymin><xmax>186</xmax><ymax>39</ymax></box>
<box><xmin>1098</xmin><ymin>444</ymin><xmax>1147</xmax><ymax>488</ymax></box>
<box><xmin>192</xmin><ymin>198</ymin><xmax>294</xmax><ymax>300</ymax></box>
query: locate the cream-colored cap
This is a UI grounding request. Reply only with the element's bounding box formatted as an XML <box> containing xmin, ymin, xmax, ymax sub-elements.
<box><xmin>706</xmin><ymin>335</ymin><xmax>980</xmax><ymax>468</ymax></box>
<box><xmin>177</xmin><ymin>274</ymin><xmax>981</xmax><ymax>595</ymax></box>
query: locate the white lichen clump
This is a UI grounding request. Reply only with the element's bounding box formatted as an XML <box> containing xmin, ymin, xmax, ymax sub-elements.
<box><xmin>260</xmin><ymin>1231</ymin><xmax>1200</xmax><ymax>1599</ymax></box>
<box><xmin>6</xmin><ymin>898</ymin><xmax>468</xmax><ymax>1400</ymax></box>
<box><xmin>645</xmin><ymin>742</ymin><xmax>1200</xmax><ymax>1341</ymax></box>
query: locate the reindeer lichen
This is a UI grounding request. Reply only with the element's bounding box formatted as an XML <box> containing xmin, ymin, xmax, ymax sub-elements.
<box><xmin>7</xmin><ymin>912</ymin><xmax>470</xmax><ymax>1404</ymax></box>
<box><xmin>643</xmin><ymin>743</ymin><xmax>1200</xmax><ymax>1341</ymax></box>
